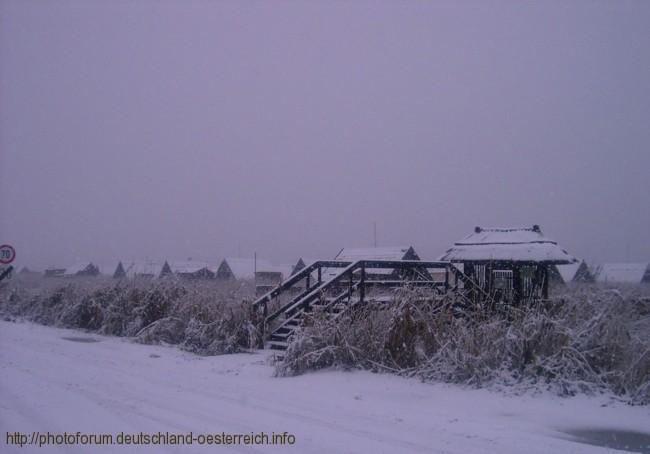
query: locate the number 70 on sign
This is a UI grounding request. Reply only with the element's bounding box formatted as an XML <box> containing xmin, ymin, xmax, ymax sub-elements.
<box><xmin>0</xmin><ymin>244</ymin><xmax>16</xmax><ymax>264</ymax></box>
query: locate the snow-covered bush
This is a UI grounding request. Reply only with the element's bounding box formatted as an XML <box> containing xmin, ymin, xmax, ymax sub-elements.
<box><xmin>2</xmin><ymin>276</ymin><xmax>647</xmax><ymax>403</ymax></box>
<box><xmin>177</xmin><ymin>283</ymin><xmax>262</xmax><ymax>354</ymax></box>
<box><xmin>0</xmin><ymin>276</ymin><xmax>261</xmax><ymax>355</ymax></box>
<box><xmin>277</xmin><ymin>285</ymin><xmax>650</xmax><ymax>405</ymax></box>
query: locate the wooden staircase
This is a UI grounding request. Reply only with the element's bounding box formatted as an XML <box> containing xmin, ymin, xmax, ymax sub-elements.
<box><xmin>267</xmin><ymin>283</ymin><xmax>361</xmax><ymax>352</ymax></box>
<box><xmin>253</xmin><ymin>259</ymin><xmax>491</xmax><ymax>356</ymax></box>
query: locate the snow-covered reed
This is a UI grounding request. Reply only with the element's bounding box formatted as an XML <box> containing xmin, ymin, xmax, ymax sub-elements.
<box><xmin>0</xmin><ymin>275</ymin><xmax>262</xmax><ymax>355</ymax></box>
<box><xmin>2</xmin><ymin>276</ymin><xmax>648</xmax><ymax>404</ymax></box>
<box><xmin>277</xmin><ymin>285</ymin><xmax>650</xmax><ymax>405</ymax></box>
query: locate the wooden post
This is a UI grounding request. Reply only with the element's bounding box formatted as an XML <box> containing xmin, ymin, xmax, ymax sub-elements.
<box><xmin>359</xmin><ymin>265</ymin><xmax>366</xmax><ymax>304</ymax></box>
<box><xmin>348</xmin><ymin>270</ymin><xmax>353</xmax><ymax>304</ymax></box>
<box><xmin>260</xmin><ymin>301</ymin><xmax>267</xmax><ymax>348</ymax></box>
<box><xmin>512</xmin><ymin>264</ymin><xmax>522</xmax><ymax>306</ymax></box>
<box><xmin>464</xmin><ymin>262</ymin><xmax>475</xmax><ymax>304</ymax></box>
<box><xmin>484</xmin><ymin>263</ymin><xmax>493</xmax><ymax>299</ymax></box>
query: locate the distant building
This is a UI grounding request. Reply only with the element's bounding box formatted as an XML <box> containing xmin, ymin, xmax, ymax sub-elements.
<box><xmin>120</xmin><ymin>262</ymin><xmax>165</xmax><ymax>279</ymax></box>
<box><xmin>18</xmin><ymin>266</ymin><xmax>40</xmax><ymax>276</ymax></box>
<box><xmin>291</xmin><ymin>258</ymin><xmax>308</xmax><ymax>276</ymax></box>
<box><xmin>286</xmin><ymin>258</ymin><xmax>321</xmax><ymax>292</ymax></box>
<box><xmin>159</xmin><ymin>261</ymin><xmax>173</xmax><ymax>278</ymax></box>
<box><xmin>335</xmin><ymin>246</ymin><xmax>420</xmax><ymax>262</ymax></box>
<box><xmin>215</xmin><ymin>258</ymin><xmax>273</xmax><ymax>281</ymax></box>
<box><xmin>255</xmin><ymin>264</ymin><xmax>293</xmax><ymax>296</ymax></box>
<box><xmin>96</xmin><ymin>262</ymin><xmax>121</xmax><ymax>278</ymax></box>
<box><xmin>324</xmin><ymin>246</ymin><xmax>422</xmax><ymax>281</ymax></box>
<box><xmin>439</xmin><ymin>225</ymin><xmax>577</xmax><ymax>303</ymax></box>
<box><xmin>44</xmin><ymin>268</ymin><xmax>66</xmax><ymax>278</ymax></box>
<box><xmin>113</xmin><ymin>262</ymin><xmax>127</xmax><ymax>279</ymax></box>
<box><xmin>594</xmin><ymin>263</ymin><xmax>650</xmax><ymax>284</ymax></box>
<box><xmin>165</xmin><ymin>260</ymin><xmax>215</xmax><ymax>279</ymax></box>
<box><xmin>291</xmin><ymin>257</ymin><xmax>322</xmax><ymax>277</ymax></box>
<box><xmin>62</xmin><ymin>262</ymin><xmax>100</xmax><ymax>278</ymax></box>
<box><xmin>550</xmin><ymin>260</ymin><xmax>595</xmax><ymax>284</ymax></box>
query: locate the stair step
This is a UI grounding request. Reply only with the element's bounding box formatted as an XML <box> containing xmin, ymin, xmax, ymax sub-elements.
<box><xmin>271</xmin><ymin>330</ymin><xmax>293</xmax><ymax>339</ymax></box>
<box><xmin>267</xmin><ymin>340</ymin><xmax>289</xmax><ymax>350</ymax></box>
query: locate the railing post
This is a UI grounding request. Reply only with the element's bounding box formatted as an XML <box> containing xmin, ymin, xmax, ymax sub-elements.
<box><xmin>260</xmin><ymin>301</ymin><xmax>268</xmax><ymax>348</ymax></box>
<box><xmin>359</xmin><ymin>264</ymin><xmax>365</xmax><ymax>304</ymax></box>
<box><xmin>348</xmin><ymin>269</ymin><xmax>353</xmax><ymax>304</ymax></box>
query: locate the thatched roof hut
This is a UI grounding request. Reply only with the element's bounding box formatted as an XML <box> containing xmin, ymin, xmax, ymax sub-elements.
<box><xmin>440</xmin><ymin>225</ymin><xmax>576</xmax><ymax>303</ymax></box>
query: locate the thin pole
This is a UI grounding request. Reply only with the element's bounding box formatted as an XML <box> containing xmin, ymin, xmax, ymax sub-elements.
<box><xmin>373</xmin><ymin>221</ymin><xmax>377</xmax><ymax>247</ymax></box>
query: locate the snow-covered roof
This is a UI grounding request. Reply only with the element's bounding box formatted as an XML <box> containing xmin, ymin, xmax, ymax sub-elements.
<box><xmin>595</xmin><ymin>263</ymin><xmax>649</xmax><ymax>284</ymax></box>
<box><xmin>122</xmin><ymin>262</ymin><xmax>165</xmax><ymax>278</ymax></box>
<box><xmin>166</xmin><ymin>260</ymin><xmax>212</xmax><ymax>274</ymax></box>
<box><xmin>439</xmin><ymin>226</ymin><xmax>577</xmax><ymax>264</ymax></box>
<box><xmin>63</xmin><ymin>262</ymin><xmax>97</xmax><ymax>276</ymax></box>
<box><xmin>18</xmin><ymin>266</ymin><xmax>37</xmax><ymax>274</ymax></box>
<box><xmin>556</xmin><ymin>263</ymin><xmax>581</xmax><ymax>283</ymax></box>
<box><xmin>322</xmin><ymin>246</ymin><xmax>419</xmax><ymax>278</ymax></box>
<box><xmin>335</xmin><ymin>246</ymin><xmax>415</xmax><ymax>261</ymax></box>
<box><xmin>291</xmin><ymin>257</ymin><xmax>322</xmax><ymax>276</ymax></box>
<box><xmin>296</xmin><ymin>257</ymin><xmax>319</xmax><ymax>266</ymax></box>
<box><xmin>256</xmin><ymin>264</ymin><xmax>294</xmax><ymax>279</ymax></box>
<box><xmin>98</xmin><ymin>262</ymin><xmax>120</xmax><ymax>276</ymax></box>
<box><xmin>219</xmin><ymin>258</ymin><xmax>274</xmax><ymax>280</ymax></box>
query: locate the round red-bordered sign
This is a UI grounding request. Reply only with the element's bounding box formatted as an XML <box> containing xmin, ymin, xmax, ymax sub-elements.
<box><xmin>0</xmin><ymin>244</ymin><xmax>16</xmax><ymax>264</ymax></box>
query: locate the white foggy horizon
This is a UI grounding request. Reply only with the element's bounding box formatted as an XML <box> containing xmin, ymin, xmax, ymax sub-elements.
<box><xmin>1</xmin><ymin>1</ymin><xmax>649</xmax><ymax>270</ymax></box>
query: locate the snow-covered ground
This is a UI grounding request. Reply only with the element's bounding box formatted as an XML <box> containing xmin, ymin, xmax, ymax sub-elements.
<box><xmin>1</xmin><ymin>320</ymin><xmax>648</xmax><ymax>454</ymax></box>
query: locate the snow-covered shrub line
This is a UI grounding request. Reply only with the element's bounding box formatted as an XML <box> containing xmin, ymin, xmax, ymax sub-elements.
<box><xmin>277</xmin><ymin>285</ymin><xmax>650</xmax><ymax>405</ymax></box>
<box><xmin>0</xmin><ymin>277</ymin><xmax>262</xmax><ymax>355</ymax></box>
<box><xmin>2</xmin><ymin>276</ymin><xmax>648</xmax><ymax>404</ymax></box>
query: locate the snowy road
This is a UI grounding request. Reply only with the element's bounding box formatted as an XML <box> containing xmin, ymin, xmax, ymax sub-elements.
<box><xmin>1</xmin><ymin>320</ymin><xmax>648</xmax><ymax>453</ymax></box>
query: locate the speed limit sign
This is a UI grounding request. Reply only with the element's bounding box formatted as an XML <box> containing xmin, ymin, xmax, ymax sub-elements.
<box><xmin>0</xmin><ymin>244</ymin><xmax>16</xmax><ymax>264</ymax></box>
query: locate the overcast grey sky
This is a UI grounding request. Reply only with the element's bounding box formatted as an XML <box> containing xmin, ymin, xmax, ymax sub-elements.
<box><xmin>1</xmin><ymin>0</ymin><xmax>649</xmax><ymax>269</ymax></box>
